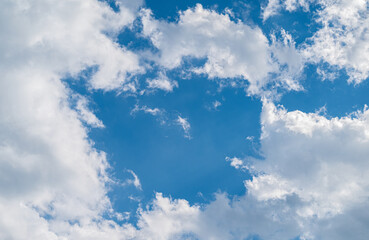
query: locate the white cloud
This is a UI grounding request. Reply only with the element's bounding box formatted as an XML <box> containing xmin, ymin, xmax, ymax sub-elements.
<box><xmin>304</xmin><ymin>0</ymin><xmax>369</xmax><ymax>83</ymax></box>
<box><xmin>75</xmin><ymin>95</ymin><xmax>104</xmax><ymax>128</ymax></box>
<box><xmin>131</xmin><ymin>191</ymin><xmax>302</xmax><ymax>240</ymax></box>
<box><xmin>225</xmin><ymin>156</ymin><xmax>245</xmax><ymax>170</ymax></box>
<box><xmin>270</xmin><ymin>29</ymin><xmax>304</xmax><ymax>92</ymax></box>
<box><xmin>263</xmin><ymin>0</ymin><xmax>313</xmax><ymax>20</ymax></box>
<box><xmin>0</xmin><ymin>0</ymin><xmax>143</xmax><ymax>238</ymax></box>
<box><xmin>126</xmin><ymin>102</ymin><xmax>369</xmax><ymax>239</ymax></box>
<box><xmin>135</xmin><ymin>193</ymin><xmax>201</xmax><ymax>239</ymax></box>
<box><xmin>205</xmin><ymin>100</ymin><xmax>222</xmax><ymax>111</ymax></box>
<box><xmin>123</xmin><ymin>169</ymin><xmax>142</xmax><ymax>190</ymax></box>
<box><xmin>4</xmin><ymin>0</ymin><xmax>369</xmax><ymax>239</ymax></box>
<box><xmin>0</xmin><ymin>0</ymin><xmax>142</xmax><ymax>91</ymax></box>
<box><xmin>265</xmin><ymin>0</ymin><xmax>369</xmax><ymax>84</ymax></box>
<box><xmin>252</xmin><ymin>101</ymin><xmax>369</xmax><ymax>219</ymax></box>
<box><xmin>131</xmin><ymin>104</ymin><xmax>163</xmax><ymax>116</ymax></box>
<box><xmin>129</xmin><ymin>101</ymin><xmax>369</xmax><ymax>240</ymax></box>
<box><xmin>212</xmin><ymin>100</ymin><xmax>222</xmax><ymax>110</ymax></box>
<box><xmin>141</xmin><ymin>4</ymin><xmax>303</xmax><ymax>95</ymax></box>
<box><xmin>131</xmin><ymin>106</ymin><xmax>193</xmax><ymax>139</ymax></box>
<box><xmin>176</xmin><ymin>116</ymin><xmax>191</xmax><ymax>139</ymax></box>
<box><xmin>147</xmin><ymin>72</ymin><xmax>178</xmax><ymax>92</ymax></box>
<box><xmin>245</xmin><ymin>174</ymin><xmax>295</xmax><ymax>201</ymax></box>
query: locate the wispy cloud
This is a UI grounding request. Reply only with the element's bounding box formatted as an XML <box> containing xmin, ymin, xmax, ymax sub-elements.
<box><xmin>176</xmin><ymin>116</ymin><xmax>191</xmax><ymax>139</ymax></box>
<box><xmin>75</xmin><ymin>95</ymin><xmax>104</xmax><ymax>128</ymax></box>
<box><xmin>131</xmin><ymin>104</ymin><xmax>163</xmax><ymax>117</ymax></box>
<box><xmin>131</xmin><ymin>104</ymin><xmax>192</xmax><ymax>139</ymax></box>
<box><xmin>123</xmin><ymin>169</ymin><xmax>142</xmax><ymax>190</ymax></box>
<box><xmin>146</xmin><ymin>72</ymin><xmax>178</xmax><ymax>92</ymax></box>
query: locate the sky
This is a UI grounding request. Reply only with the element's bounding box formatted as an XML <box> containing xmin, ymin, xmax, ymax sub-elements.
<box><xmin>2</xmin><ymin>0</ymin><xmax>369</xmax><ymax>239</ymax></box>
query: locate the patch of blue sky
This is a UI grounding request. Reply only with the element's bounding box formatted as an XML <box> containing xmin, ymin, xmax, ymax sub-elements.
<box><xmin>89</xmin><ymin>75</ymin><xmax>261</xmax><ymax>214</ymax></box>
<box><xmin>64</xmin><ymin>0</ymin><xmax>326</xmax><ymax>222</ymax></box>
<box><xmin>281</xmin><ymin>63</ymin><xmax>369</xmax><ymax>117</ymax></box>
<box><xmin>261</xmin><ymin>3</ymin><xmax>322</xmax><ymax>46</ymax></box>
<box><xmin>64</xmin><ymin>60</ymin><xmax>262</xmax><ymax>222</ymax></box>
<box><xmin>117</xmin><ymin>20</ymin><xmax>158</xmax><ymax>53</ymax></box>
<box><xmin>68</xmin><ymin>0</ymin><xmax>369</xmax><ymax>229</ymax></box>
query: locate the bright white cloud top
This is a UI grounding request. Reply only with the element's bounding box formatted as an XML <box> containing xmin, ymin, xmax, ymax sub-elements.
<box><xmin>141</xmin><ymin>4</ymin><xmax>303</xmax><ymax>95</ymax></box>
<box><xmin>1</xmin><ymin>0</ymin><xmax>369</xmax><ymax>239</ymax></box>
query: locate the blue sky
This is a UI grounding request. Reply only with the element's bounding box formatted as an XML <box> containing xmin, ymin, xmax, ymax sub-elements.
<box><xmin>3</xmin><ymin>0</ymin><xmax>369</xmax><ymax>239</ymax></box>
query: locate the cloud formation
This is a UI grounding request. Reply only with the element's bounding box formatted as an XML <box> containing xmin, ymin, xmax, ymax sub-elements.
<box><xmin>176</xmin><ymin>116</ymin><xmax>191</xmax><ymax>139</ymax></box>
<box><xmin>129</xmin><ymin>102</ymin><xmax>369</xmax><ymax>239</ymax></box>
<box><xmin>141</xmin><ymin>4</ymin><xmax>303</xmax><ymax>95</ymax></box>
<box><xmin>146</xmin><ymin>72</ymin><xmax>178</xmax><ymax>92</ymax></box>
<box><xmin>0</xmin><ymin>0</ymin><xmax>142</xmax><ymax>238</ymax></box>
<box><xmin>265</xmin><ymin>0</ymin><xmax>369</xmax><ymax>83</ymax></box>
<box><xmin>3</xmin><ymin>0</ymin><xmax>369</xmax><ymax>239</ymax></box>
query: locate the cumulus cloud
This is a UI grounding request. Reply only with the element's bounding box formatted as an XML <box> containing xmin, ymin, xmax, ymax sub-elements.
<box><xmin>4</xmin><ymin>0</ymin><xmax>369</xmax><ymax>239</ymax></box>
<box><xmin>252</xmin><ymin>101</ymin><xmax>369</xmax><ymax>219</ymax></box>
<box><xmin>108</xmin><ymin>101</ymin><xmax>369</xmax><ymax>240</ymax></box>
<box><xmin>131</xmin><ymin>191</ymin><xmax>302</xmax><ymax>240</ymax></box>
<box><xmin>126</xmin><ymin>101</ymin><xmax>369</xmax><ymax>239</ymax></box>
<box><xmin>140</xmin><ymin>4</ymin><xmax>303</xmax><ymax>95</ymax></box>
<box><xmin>225</xmin><ymin>156</ymin><xmax>245</xmax><ymax>170</ymax></box>
<box><xmin>0</xmin><ymin>0</ymin><xmax>142</xmax><ymax>238</ymax></box>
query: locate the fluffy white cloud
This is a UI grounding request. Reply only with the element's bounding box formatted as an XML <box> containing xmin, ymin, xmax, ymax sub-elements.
<box><xmin>0</xmin><ymin>0</ymin><xmax>142</xmax><ymax>238</ymax></box>
<box><xmin>265</xmin><ymin>0</ymin><xmax>369</xmax><ymax>83</ymax></box>
<box><xmin>251</xmin><ymin>101</ymin><xmax>369</xmax><ymax>219</ymax></box>
<box><xmin>225</xmin><ymin>156</ymin><xmax>245</xmax><ymax>170</ymax></box>
<box><xmin>4</xmin><ymin>0</ymin><xmax>369</xmax><ymax>239</ymax></box>
<box><xmin>75</xmin><ymin>95</ymin><xmax>105</xmax><ymax>128</ymax></box>
<box><xmin>131</xmin><ymin>191</ymin><xmax>302</xmax><ymax>240</ymax></box>
<box><xmin>128</xmin><ymin>102</ymin><xmax>369</xmax><ymax>240</ymax></box>
<box><xmin>141</xmin><ymin>4</ymin><xmax>303</xmax><ymax>95</ymax></box>
<box><xmin>135</xmin><ymin>193</ymin><xmax>201</xmax><ymax>240</ymax></box>
<box><xmin>304</xmin><ymin>0</ymin><xmax>369</xmax><ymax>83</ymax></box>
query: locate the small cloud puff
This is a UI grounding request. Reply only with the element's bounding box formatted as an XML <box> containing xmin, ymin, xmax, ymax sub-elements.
<box><xmin>225</xmin><ymin>156</ymin><xmax>245</xmax><ymax>170</ymax></box>
<box><xmin>147</xmin><ymin>72</ymin><xmax>178</xmax><ymax>92</ymax></box>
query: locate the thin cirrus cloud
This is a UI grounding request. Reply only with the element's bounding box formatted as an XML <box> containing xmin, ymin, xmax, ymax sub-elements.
<box><xmin>130</xmin><ymin>104</ymin><xmax>191</xmax><ymax>138</ymax></box>
<box><xmin>176</xmin><ymin>116</ymin><xmax>191</xmax><ymax>139</ymax></box>
<box><xmin>2</xmin><ymin>0</ymin><xmax>369</xmax><ymax>239</ymax></box>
